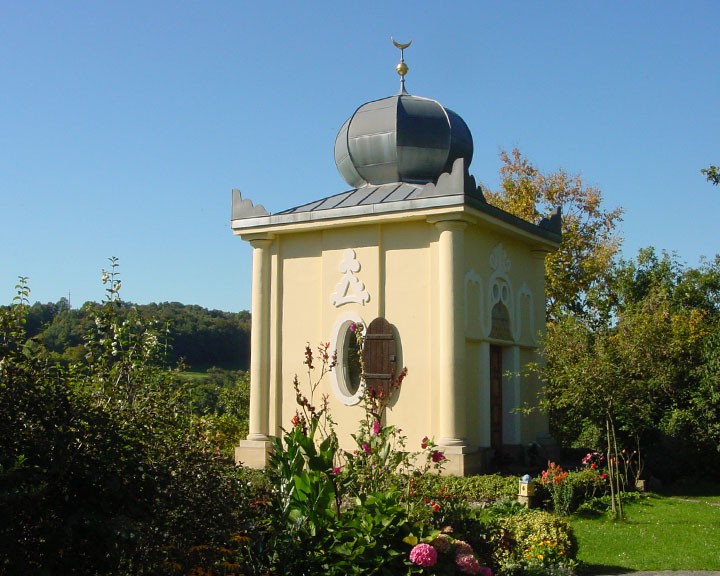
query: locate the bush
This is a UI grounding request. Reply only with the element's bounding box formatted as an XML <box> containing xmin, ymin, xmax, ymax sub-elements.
<box><xmin>263</xmin><ymin>334</ymin><xmax>489</xmax><ymax>575</ymax></box>
<box><xmin>415</xmin><ymin>473</ymin><xmax>519</xmax><ymax>504</ymax></box>
<box><xmin>537</xmin><ymin>460</ymin><xmax>609</xmax><ymax>515</ymax></box>
<box><xmin>491</xmin><ymin>509</ymin><xmax>578</xmax><ymax>575</ymax></box>
<box><xmin>0</xmin><ymin>272</ymin><xmax>264</xmax><ymax>575</ymax></box>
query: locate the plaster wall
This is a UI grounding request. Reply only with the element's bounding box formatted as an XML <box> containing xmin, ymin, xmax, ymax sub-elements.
<box><xmin>268</xmin><ymin>217</ymin><xmax>549</xmax><ymax>458</ymax></box>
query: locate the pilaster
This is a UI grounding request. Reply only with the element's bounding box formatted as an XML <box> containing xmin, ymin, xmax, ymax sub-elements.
<box><xmin>434</xmin><ymin>218</ymin><xmax>467</xmax><ymax>447</ymax></box>
<box><xmin>247</xmin><ymin>236</ymin><xmax>273</xmax><ymax>441</ymax></box>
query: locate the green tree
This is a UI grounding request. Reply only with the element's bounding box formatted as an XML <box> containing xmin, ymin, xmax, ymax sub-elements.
<box><xmin>0</xmin><ymin>268</ymin><xmax>261</xmax><ymax>575</ymax></box>
<box><xmin>701</xmin><ymin>165</ymin><xmax>719</xmax><ymax>185</ymax></box>
<box><xmin>484</xmin><ymin>148</ymin><xmax>623</xmax><ymax>323</ymax></box>
<box><xmin>542</xmin><ymin>250</ymin><xmax>720</xmax><ymax>485</ymax></box>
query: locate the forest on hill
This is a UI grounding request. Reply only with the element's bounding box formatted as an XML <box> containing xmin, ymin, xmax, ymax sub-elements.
<box><xmin>17</xmin><ymin>299</ymin><xmax>251</xmax><ymax>371</ymax></box>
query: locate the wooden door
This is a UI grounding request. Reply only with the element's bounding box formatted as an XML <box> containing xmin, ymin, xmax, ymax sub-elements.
<box><xmin>490</xmin><ymin>345</ymin><xmax>503</xmax><ymax>452</ymax></box>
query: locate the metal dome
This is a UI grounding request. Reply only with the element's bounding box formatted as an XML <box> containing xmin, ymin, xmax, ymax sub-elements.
<box><xmin>334</xmin><ymin>93</ymin><xmax>474</xmax><ymax>188</ymax></box>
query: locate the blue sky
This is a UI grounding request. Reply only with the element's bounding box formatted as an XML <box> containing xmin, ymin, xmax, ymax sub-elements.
<box><xmin>2</xmin><ymin>1</ymin><xmax>718</xmax><ymax>312</ymax></box>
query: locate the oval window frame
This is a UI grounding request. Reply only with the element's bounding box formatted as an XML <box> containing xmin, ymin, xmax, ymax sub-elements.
<box><xmin>331</xmin><ymin>313</ymin><xmax>365</xmax><ymax>405</ymax></box>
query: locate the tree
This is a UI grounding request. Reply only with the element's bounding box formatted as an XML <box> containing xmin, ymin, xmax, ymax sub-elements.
<box><xmin>484</xmin><ymin>148</ymin><xmax>624</xmax><ymax>324</ymax></box>
<box><xmin>701</xmin><ymin>165</ymin><xmax>720</xmax><ymax>185</ymax></box>
<box><xmin>541</xmin><ymin>250</ymin><xmax>720</xmax><ymax>484</ymax></box>
<box><xmin>5</xmin><ymin>299</ymin><xmax>252</xmax><ymax>370</ymax></box>
<box><xmin>0</xmin><ymin>271</ymin><xmax>261</xmax><ymax>574</ymax></box>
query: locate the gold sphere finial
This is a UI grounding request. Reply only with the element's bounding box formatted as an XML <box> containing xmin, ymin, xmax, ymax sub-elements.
<box><xmin>391</xmin><ymin>37</ymin><xmax>412</xmax><ymax>93</ymax></box>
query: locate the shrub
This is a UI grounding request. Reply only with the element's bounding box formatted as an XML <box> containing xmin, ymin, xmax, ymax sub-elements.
<box><xmin>263</xmin><ymin>331</ymin><xmax>450</xmax><ymax>575</ymax></box>
<box><xmin>491</xmin><ymin>509</ymin><xmax>578</xmax><ymax>575</ymax></box>
<box><xmin>414</xmin><ymin>473</ymin><xmax>518</xmax><ymax>505</ymax></box>
<box><xmin>0</xmin><ymin>271</ymin><xmax>264</xmax><ymax>575</ymax></box>
<box><xmin>538</xmin><ymin>460</ymin><xmax>609</xmax><ymax>515</ymax></box>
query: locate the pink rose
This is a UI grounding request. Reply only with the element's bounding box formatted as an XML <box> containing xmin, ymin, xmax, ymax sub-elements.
<box><xmin>409</xmin><ymin>543</ymin><xmax>438</xmax><ymax>568</ymax></box>
<box><xmin>373</xmin><ymin>419</ymin><xmax>381</xmax><ymax>435</ymax></box>
<box><xmin>361</xmin><ymin>443</ymin><xmax>371</xmax><ymax>455</ymax></box>
<box><xmin>432</xmin><ymin>450</ymin><xmax>446</xmax><ymax>463</ymax></box>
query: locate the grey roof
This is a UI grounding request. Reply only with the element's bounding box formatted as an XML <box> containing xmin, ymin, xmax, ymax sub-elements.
<box><xmin>334</xmin><ymin>93</ymin><xmax>474</xmax><ymax>188</ymax></box>
<box><xmin>276</xmin><ymin>182</ymin><xmax>427</xmax><ymax>215</ymax></box>
<box><xmin>232</xmin><ymin>158</ymin><xmax>561</xmax><ymax>245</ymax></box>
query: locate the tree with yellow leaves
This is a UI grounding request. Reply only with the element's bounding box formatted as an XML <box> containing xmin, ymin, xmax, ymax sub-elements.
<box><xmin>484</xmin><ymin>148</ymin><xmax>624</xmax><ymax>325</ymax></box>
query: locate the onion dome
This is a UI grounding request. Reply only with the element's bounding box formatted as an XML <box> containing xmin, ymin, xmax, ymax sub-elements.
<box><xmin>334</xmin><ymin>40</ymin><xmax>474</xmax><ymax>188</ymax></box>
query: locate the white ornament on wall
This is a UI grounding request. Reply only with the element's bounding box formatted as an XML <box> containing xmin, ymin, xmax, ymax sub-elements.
<box><xmin>330</xmin><ymin>248</ymin><xmax>370</xmax><ymax>307</ymax></box>
<box><xmin>487</xmin><ymin>243</ymin><xmax>516</xmax><ymax>341</ymax></box>
<box><xmin>464</xmin><ymin>269</ymin><xmax>485</xmax><ymax>339</ymax></box>
<box><xmin>516</xmin><ymin>282</ymin><xmax>536</xmax><ymax>344</ymax></box>
<box><xmin>489</xmin><ymin>243</ymin><xmax>511</xmax><ymax>275</ymax></box>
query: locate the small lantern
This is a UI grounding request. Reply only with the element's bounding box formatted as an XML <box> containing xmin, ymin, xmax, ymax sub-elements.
<box><xmin>518</xmin><ymin>474</ymin><xmax>535</xmax><ymax>508</ymax></box>
<box><xmin>519</xmin><ymin>474</ymin><xmax>535</xmax><ymax>497</ymax></box>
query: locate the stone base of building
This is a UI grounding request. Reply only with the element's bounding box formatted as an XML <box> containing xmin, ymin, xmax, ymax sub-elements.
<box><xmin>233</xmin><ymin>437</ymin><xmax>559</xmax><ymax>476</ymax></box>
<box><xmin>440</xmin><ymin>436</ymin><xmax>560</xmax><ymax>476</ymax></box>
<box><xmin>234</xmin><ymin>439</ymin><xmax>274</xmax><ymax>469</ymax></box>
<box><xmin>439</xmin><ymin>445</ymin><xmax>491</xmax><ymax>476</ymax></box>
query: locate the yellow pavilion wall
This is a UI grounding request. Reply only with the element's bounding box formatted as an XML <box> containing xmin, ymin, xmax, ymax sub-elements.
<box><xmin>267</xmin><ymin>217</ymin><xmax>549</xmax><ymax>460</ymax></box>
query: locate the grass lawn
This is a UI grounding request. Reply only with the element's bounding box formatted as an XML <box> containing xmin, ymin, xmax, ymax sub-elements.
<box><xmin>178</xmin><ymin>370</ymin><xmax>210</xmax><ymax>382</ymax></box>
<box><xmin>572</xmin><ymin>491</ymin><xmax>720</xmax><ymax>572</ymax></box>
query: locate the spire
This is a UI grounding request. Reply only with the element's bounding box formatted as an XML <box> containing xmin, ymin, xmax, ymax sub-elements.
<box><xmin>392</xmin><ymin>38</ymin><xmax>412</xmax><ymax>94</ymax></box>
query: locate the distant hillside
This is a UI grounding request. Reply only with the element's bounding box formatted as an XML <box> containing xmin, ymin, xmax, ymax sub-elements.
<box><xmin>20</xmin><ymin>299</ymin><xmax>251</xmax><ymax>371</ymax></box>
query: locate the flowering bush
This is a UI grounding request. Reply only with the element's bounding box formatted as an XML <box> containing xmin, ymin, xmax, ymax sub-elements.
<box><xmin>343</xmin><ymin>323</ymin><xmax>446</xmax><ymax>495</ymax></box>
<box><xmin>540</xmin><ymin>462</ymin><xmax>573</xmax><ymax>515</ymax></box>
<box><xmin>410</xmin><ymin>543</ymin><xmax>438</xmax><ymax>568</ymax></box>
<box><xmin>581</xmin><ymin>451</ymin><xmax>605</xmax><ymax>470</ymax></box>
<box><xmin>262</xmin><ymin>330</ymin><xmax>580</xmax><ymax>575</ymax></box>
<box><xmin>539</xmin><ymin>459</ymin><xmax>610</xmax><ymax>515</ymax></box>
<box><xmin>405</xmin><ymin>533</ymin><xmax>492</xmax><ymax>575</ymax></box>
<box><xmin>266</xmin><ymin>335</ymin><xmax>450</xmax><ymax>575</ymax></box>
<box><xmin>490</xmin><ymin>509</ymin><xmax>578</xmax><ymax>575</ymax></box>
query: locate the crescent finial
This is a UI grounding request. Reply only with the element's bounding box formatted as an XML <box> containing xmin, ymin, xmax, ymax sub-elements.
<box><xmin>391</xmin><ymin>37</ymin><xmax>412</xmax><ymax>94</ymax></box>
<box><xmin>392</xmin><ymin>38</ymin><xmax>412</xmax><ymax>51</ymax></box>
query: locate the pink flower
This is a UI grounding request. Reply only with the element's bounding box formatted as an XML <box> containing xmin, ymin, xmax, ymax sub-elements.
<box><xmin>430</xmin><ymin>534</ymin><xmax>452</xmax><ymax>554</ymax></box>
<box><xmin>331</xmin><ymin>466</ymin><xmax>341</xmax><ymax>474</ymax></box>
<box><xmin>421</xmin><ymin>436</ymin><xmax>429</xmax><ymax>449</ymax></box>
<box><xmin>456</xmin><ymin>553</ymin><xmax>481</xmax><ymax>574</ymax></box>
<box><xmin>454</xmin><ymin>540</ymin><xmax>473</xmax><ymax>556</ymax></box>
<box><xmin>409</xmin><ymin>543</ymin><xmax>438</xmax><ymax>568</ymax></box>
<box><xmin>349</xmin><ymin>322</ymin><xmax>357</xmax><ymax>333</ymax></box>
<box><xmin>478</xmin><ymin>567</ymin><xmax>493</xmax><ymax>576</ymax></box>
<box><xmin>372</xmin><ymin>419</ymin><xmax>381</xmax><ymax>435</ymax></box>
<box><xmin>432</xmin><ymin>450</ymin><xmax>446</xmax><ymax>463</ymax></box>
<box><xmin>361</xmin><ymin>443</ymin><xmax>371</xmax><ymax>455</ymax></box>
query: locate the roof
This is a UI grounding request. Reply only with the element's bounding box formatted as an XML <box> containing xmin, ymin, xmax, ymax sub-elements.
<box><xmin>231</xmin><ymin>158</ymin><xmax>562</xmax><ymax>248</ymax></box>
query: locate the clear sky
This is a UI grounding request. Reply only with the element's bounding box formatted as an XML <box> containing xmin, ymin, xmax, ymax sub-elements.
<box><xmin>2</xmin><ymin>1</ymin><xmax>718</xmax><ymax>312</ymax></box>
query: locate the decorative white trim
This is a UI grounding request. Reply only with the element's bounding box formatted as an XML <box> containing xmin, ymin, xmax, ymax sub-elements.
<box><xmin>517</xmin><ymin>283</ymin><xmax>536</xmax><ymax>344</ymax></box>
<box><xmin>330</xmin><ymin>312</ymin><xmax>366</xmax><ymax>406</ymax></box>
<box><xmin>464</xmin><ymin>269</ymin><xmax>485</xmax><ymax>339</ymax></box>
<box><xmin>487</xmin><ymin>243</ymin><xmax>516</xmax><ymax>341</ymax></box>
<box><xmin>330</xmin><ymin>249</ymin><xmax>370</xmax><ymax>307</ymax></box>
<box><xmin>489</xmin><ymin>243</ymin><xmax>511</xmax><ymax>276</ymax></box>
